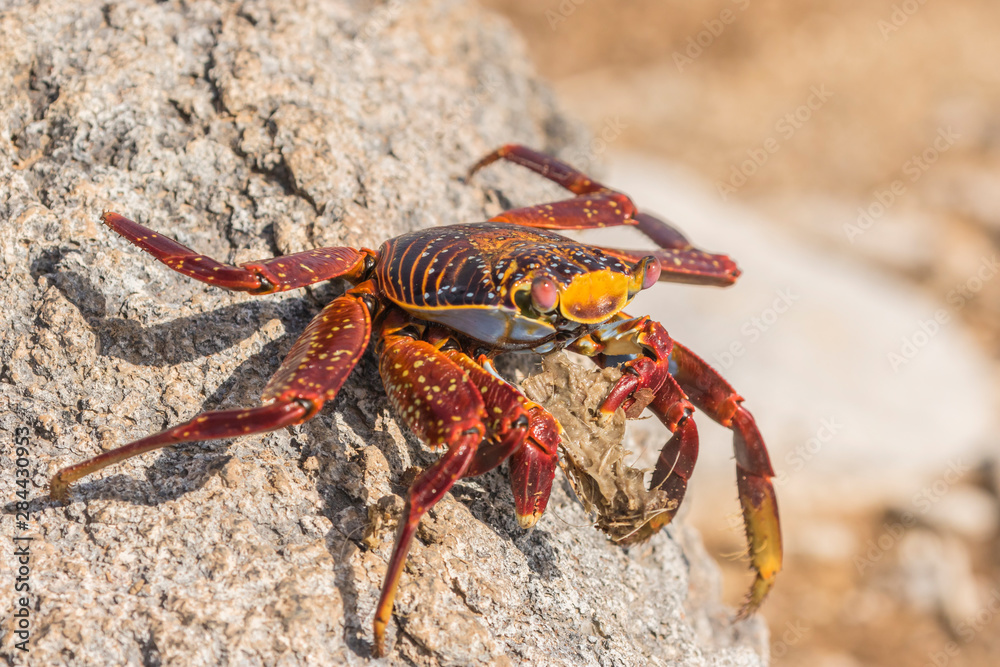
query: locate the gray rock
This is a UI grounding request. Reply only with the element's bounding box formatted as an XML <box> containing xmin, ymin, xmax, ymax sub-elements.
<box><xmin>0</xmin><ymin>1</ymin><xmax>767</xmax><ymax>665</ymax></box>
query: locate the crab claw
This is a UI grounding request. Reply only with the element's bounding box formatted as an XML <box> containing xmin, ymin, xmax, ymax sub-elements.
<box><xmin>509</xmin><ymin>403</ymin><xmax>561</xmax><ymax>528</ymax></box>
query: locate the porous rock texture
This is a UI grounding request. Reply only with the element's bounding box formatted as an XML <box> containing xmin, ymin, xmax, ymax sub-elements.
<box><xmin>0</xmin><ymin>1</ymin><xmax>767</xmax><ymax>664</ymax></box>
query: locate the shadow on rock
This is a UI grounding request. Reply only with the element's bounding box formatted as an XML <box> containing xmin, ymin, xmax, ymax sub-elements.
<box><xmin>39</xmin><ymin>332</ymin><xmax>310</xmax><ymax>505</ymax></box>
<box><xmin>32</xmin><ymin>249</ymin><xmax>312</xmax><ymax>366</ymax></box>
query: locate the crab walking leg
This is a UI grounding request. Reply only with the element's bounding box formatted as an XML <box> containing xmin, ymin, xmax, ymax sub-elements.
<box><xmin>467</xmin><ymin>148</ymin><xmax>741</xmax><ymax>285</ymax></box>
<box><xmin>468</xmin><ymin>144</ymin><xmax>608</xmax><ymax>195</ymax></box>
<box><xmin>487</xmin><ymin>193</ymin><xmax>639</xmax><ymax>231</ymax></box>
<box><xmin>100</xmin><ymin>211</ymin><xmax>375</xmax><ymax>293</ymax></box>
<box><xmin>468</xmin><ymin>146</ymin><xmax>639</xmax><ymax>230</ymax></box>
<box><xmin>507</xmin><ymin>403</ymin><xmax>561</xmax><ymax>528</ymax></box>
<box><xmin>669</xmin><ymin>340</ymin><xmax>782</xmax><ymax>613</ymax></box>
<box><xmin>51</xmin><ymin>293</ymin><xmax>372</xmax><ymax>501</ymax></box>
<box><xmin>50</xmin><ymin>403</ymin><xmax>309</xmax><ymax>501</ymax></box>
<box><xmin>598</xmin><ymin>210</ymin><xmax>740</xmax><ymax>287</ymax></box>
<box><xmin>373</xmin><ymin>314</ymin><xmax>490</xmax><ymax>656</ymax></box>
<box><xmin>262</xmin><ymin>284</ymin><xmax>374</xmax><ymax>401</ymax></box>
<box><xmin>465</xmin><ymin>354</ymin><xmax>561</xmax><ymax>528</ymax></box>
<box><xmin>435</xmin><ymin>349</ymin><xmax>529</xmax><ymax>476</ymax></box>
<box><xmin>437</xmin><ymin>349</ymin><xmax>560</xmax><ymax>527</ymax></box>
<box><xmin>372</xmin><ymin>434</ymin><xmax>479</xmax><ymax>657</ymax></box>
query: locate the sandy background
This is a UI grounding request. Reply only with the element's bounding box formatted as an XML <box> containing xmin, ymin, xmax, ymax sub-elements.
<box><xmin>483</xmin><ymin>1</ymin><xmax>1000</xmax><ymax>666</ymax></box>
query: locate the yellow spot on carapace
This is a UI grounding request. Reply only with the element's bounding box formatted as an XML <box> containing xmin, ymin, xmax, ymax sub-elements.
<box><xmin>559</xmin><ymin>269</ymin><xmax>629</xmax><ymax>324</ymax></box>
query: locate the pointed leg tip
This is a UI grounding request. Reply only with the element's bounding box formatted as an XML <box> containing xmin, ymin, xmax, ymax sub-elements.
<box><xmin>372</xmin><ymin>620</ymin><xmax>388</xmax><ymax>658</ymax></box>
<box><xmin>736</xmin><ymin>571</ymin><xmax>777</xmax><ymax>620</ymax></box>
<box><xmin>516</xmin><ymin>511</ymin><xmax>542</xmax><ymax>530</ymax></box>
<box><xmin>49</xmin><ymin>476</ymin><xmax>69</xmax><ymax>503</ymax></box>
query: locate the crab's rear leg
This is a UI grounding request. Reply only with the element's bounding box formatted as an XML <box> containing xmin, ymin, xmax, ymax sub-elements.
<box><xmin>596</xmin><ymin>211</ymin><xmax>741</xmax><ymax>286</ymax></box>
<box><xmin>50</xmin><ymin>285</ymin><xmax>374</xmax><ymax>501</ymax></box>
<box><xmin>468</xmin><ymin>146</ymin><xmax>638</xmax><ymax>230</ymax></box>
<box><xmin>669</xmin><ymin>340</ymin><xmax>782</xmax><ymax>614</ymax></box>
<box><xmin>100</xmin><ymin>211</ymin><xmax>375</xmax><ymax>293</ymax></box>
<box><xmin>466</xmin><ymin>146</ymin><xmax>740</xmax><ymax>285</ymax></box>
<box><xmin>468</xmin><ymin>144</ymin><xmax>608</xmax><ymax>195</ymax></box>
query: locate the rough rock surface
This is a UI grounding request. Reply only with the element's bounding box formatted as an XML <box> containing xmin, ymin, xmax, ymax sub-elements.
<box><xmin>0</xmin><ymin>1</ymin><xmax>767</xmax><ymax>664</ymax></box>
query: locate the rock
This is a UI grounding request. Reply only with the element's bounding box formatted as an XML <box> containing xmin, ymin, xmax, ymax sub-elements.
<box><xmin>0</xmin><ymin>1</ymin><xmax>766</xmax><ymax>665</ymax></box>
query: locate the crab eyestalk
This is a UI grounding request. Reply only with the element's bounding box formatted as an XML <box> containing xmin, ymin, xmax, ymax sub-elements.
<box><xmin>530</xmin><ymin>274</ymin><xmax>559</xmax><ymax>313</ymax></box>
<box><xmin>629</xmin><ymin>255</ymin><xmax>661</xmax><ymax>296</ymax></box>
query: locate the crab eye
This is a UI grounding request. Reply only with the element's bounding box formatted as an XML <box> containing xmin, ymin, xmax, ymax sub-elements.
<box><xmin>530</xmin><ymin>275</ymin><xmax>559</xmax><ymax>313</ymax></box>
<box><xmin>641</xmin><ymin>257</ymin><xmax>661</xmax><ymax>289</ymax></box>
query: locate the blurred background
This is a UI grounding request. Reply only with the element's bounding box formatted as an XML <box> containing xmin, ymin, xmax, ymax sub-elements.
<box><xmin>482</xmin><ymin>1</ymin><xmax>1000</xmax><ymax>665</ymax></box>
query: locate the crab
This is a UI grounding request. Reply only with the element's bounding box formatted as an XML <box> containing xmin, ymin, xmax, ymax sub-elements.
<box><xmin>50</xmin><ymin>145</ymin><xmax>781</xmax><ymax>656</ymax></box>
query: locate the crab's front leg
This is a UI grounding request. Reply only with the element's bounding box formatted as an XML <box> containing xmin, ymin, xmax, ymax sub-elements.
<box><xmin>373</xmin><ymin>315</ymin><xmax>485</xmax><ymax>656</ymax></box>
<box><xmin>570</xmin><ymin>317</ymin><xmax>700</xmax><ymax>542</ymax></box>
<box><xmin>373</xmin><ymin>314</ymin><xmax>547</xmax><ymax>656</ymax></box>
<box><xmin>462</xmin><ymin>354</ymin><xmax>561</xmax><ymax>529</ymax></box>
<box><xmin>419</xmin><ymin>329</ymin><xmax>561</xmax><ymax>528</ymax></box>
<box><xmin>668</xmin><ymin>341</ymin><xmax>782</xmax><ymax>614</ymax></box>
<box><xmin>572</xmin><ymin>316</ymin><xmax>782</xmax><ymax>611</ymax></box>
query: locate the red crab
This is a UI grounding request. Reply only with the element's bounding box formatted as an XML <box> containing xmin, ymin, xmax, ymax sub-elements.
<box><xmin>51</xmin><ymin>145</ymin><xmax>781</xmax><ymax>656</ymax></box>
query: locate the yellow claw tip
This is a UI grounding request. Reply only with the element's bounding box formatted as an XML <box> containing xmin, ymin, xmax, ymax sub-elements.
<box><xmin>516</xmin><ymin>511</ymin><xmax>541</xmax><ymax>530</ymax></box>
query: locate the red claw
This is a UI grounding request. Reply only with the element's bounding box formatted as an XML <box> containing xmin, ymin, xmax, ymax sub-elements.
<box><xmin>509</xmin><ymin>404</ymin><xmax>560</xmax><ymax>528</ymax></box>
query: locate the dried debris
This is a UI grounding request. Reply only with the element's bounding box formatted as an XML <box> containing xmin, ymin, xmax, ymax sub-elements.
<box><xmin>521</xmin><ymin>352</ymin><xmax>680</xmax><ymax>545</ymax></box>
